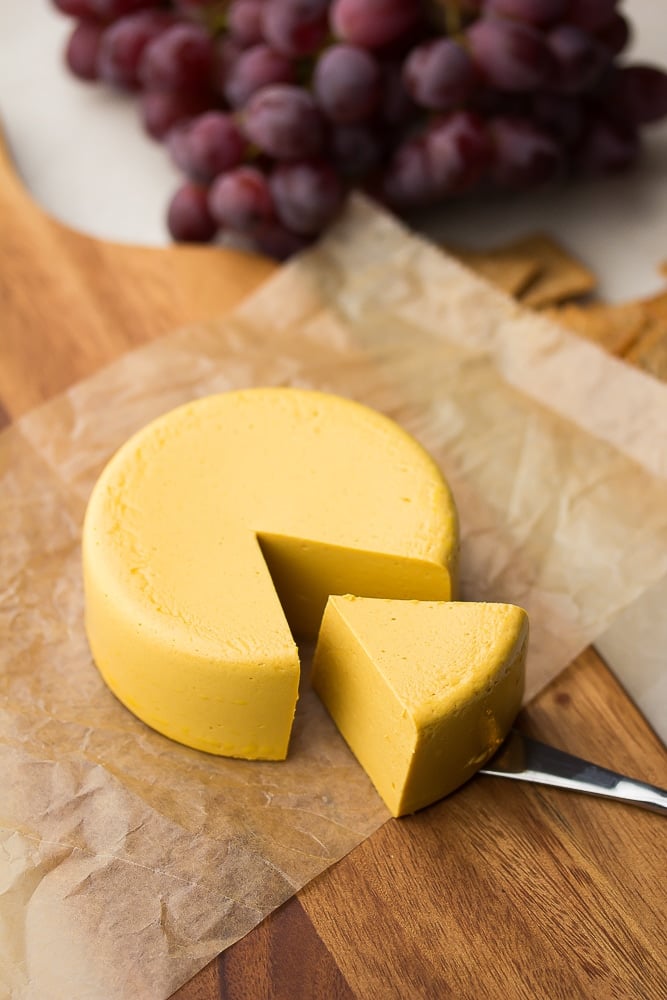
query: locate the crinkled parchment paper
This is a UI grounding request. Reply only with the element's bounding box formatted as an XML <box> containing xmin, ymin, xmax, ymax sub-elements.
<box><xmin>2</xmin><ymin>197</ymin><xmax>667</xmax><ymax>1000</ymax></box>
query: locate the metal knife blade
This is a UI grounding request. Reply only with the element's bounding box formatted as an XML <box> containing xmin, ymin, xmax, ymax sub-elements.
<box><xmin>479</xmin><ymin>729</ymin><xmax>667</xmax><ymax>816</ymax></box>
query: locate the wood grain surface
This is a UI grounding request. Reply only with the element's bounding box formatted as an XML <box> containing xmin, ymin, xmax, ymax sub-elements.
<box><xmin>1</xmin><ymin>129</ymin><xmax>665</xmax><ymax>1000</ymax></box>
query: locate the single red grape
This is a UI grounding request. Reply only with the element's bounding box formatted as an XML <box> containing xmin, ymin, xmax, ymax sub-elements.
<box><xmin>489</xmin><ymin>115</ymin><xmax>562</xmax><ymax>188</ymax></box>
<box><xmin>65</xmin><ymin>20</ymin><xmax>104</xmax><ymax>81</ymax></box>
<box><xmin>329</xmin><ymin>0</ymin><xmax>420</xmax><ymax>50</ymax></box>
<box><xmin>97</xmin><ymin>11</ymin><xmax>176</xmax><ymax>90</ymax></box>
<box><xmin>167</xmin><ymin>181</ymin><xmax>218</xmax><ymax>241</ymax></box>
<box><xmin>262</xmin><ymin>0</ymin><xmax>330</xmax><ymax>58</ymax></box>
<box><xmin>596</xmin><ymin>12</ymin><xmax>630</xmax><ymax>56</ymax></box>
<box><xmin>547</xmin><ymin>24</ymin><xmax>608</xmax><ymax>93</ymax></box>
<box><xmin>209</xmin><ymin>166</ymin><xmax>276</xmax><ymax>231</ymax></box>
<box><xmin>242</xmin><ymin>85</ymin><xmax>326</xmax><ymax>160</ymax></box>
<box><xmin>223</xmin><ymin>44</ymin><xmax>295</xmax><ymax>109</ymax></box>
<box><xmin>139</xmin><ymin>22</ymin><xmax>216</xmax><ymax>94</ymax></box>
<box><xmin>270</xmin><ymin>160</ymin><xmax>345</xmax><ymax>235</ymax></box>
<box><xmin>382</xmin><ymin>136</ymin><xmax>435</xmax><ymax>208</ymax></box>
<box><xmin>166</xmin><ymin>111</ymin><xmax>246</xmax><ymax>182</ymax></box>
<box><xmin>467</xmin><ymin>17</ymin><xmax>556</xmax><ymax>92</ymax></box>
<box><xmin>227</xmin><ymin>0</ymin><xmax>265</xmax><ymax>48</ymax></box>
<box><xmin>403</xmin><ymin>38</ymin><xmax>477</xmax><ymax>112</ymax></box>
<box><xmin>425</xmin><ymin>110</ymin><xmax>493</xmax><ymax>194</ymax></box>
<box><xmin>313</xmin><ymin>45</ymin><xmax>382</xmax><ymax>124</ymax></box>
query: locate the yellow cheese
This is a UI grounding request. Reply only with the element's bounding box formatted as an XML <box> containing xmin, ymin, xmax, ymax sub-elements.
<box><xmin>83</xmin><ymin>388</ymin><xmax>458</xmax><ymax>759</ymax></box>
<box><xmin>311</xmin><ymin>597</ymin><xmax>528</xmax><ymax>816</ymax></box>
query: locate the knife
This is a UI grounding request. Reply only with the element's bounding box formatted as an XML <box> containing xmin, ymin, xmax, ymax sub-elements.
<box><xmin>479</xmin><ymin>729</ymin><xmax>667</xmax><ymax>816</ymax></box>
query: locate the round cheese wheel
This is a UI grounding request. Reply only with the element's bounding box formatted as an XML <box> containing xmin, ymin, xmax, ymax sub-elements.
<box><xmin>83</xmin><ymin>387</ymin><xmax>458</xmax><ymax>759</ymax></box>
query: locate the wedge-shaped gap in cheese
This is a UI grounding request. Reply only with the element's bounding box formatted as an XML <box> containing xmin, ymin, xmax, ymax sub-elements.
<box><xmin>312</xmin><ymin>597</ymin><xmax>528</xmax><ymax>816</ymax></box>
<box><xmin>256</xmin><ymin>531</ymin><xmax>454</xmax><ymax>640</ymax></box>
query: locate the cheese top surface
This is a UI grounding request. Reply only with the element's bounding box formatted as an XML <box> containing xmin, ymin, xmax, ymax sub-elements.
<box><xmin>83</xmin><ymin>387</ymin><xmax>458</xmax><ymax>759</ymax></box>
<box><xmin>312</xmin><ymin>596</ymin><xmax>528</xmax><ymax>815</ymax></box>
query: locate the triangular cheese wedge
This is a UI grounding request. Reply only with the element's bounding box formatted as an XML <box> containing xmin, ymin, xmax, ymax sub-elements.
<box><xmin>311</xmin><ymin>597</ymin><xmax>528</xmax><ymax>816</ymax></box>
<box><xmin>83</xmin><ymin>388</ymin><xmax>458</xmax><ymax>759</ymax></box>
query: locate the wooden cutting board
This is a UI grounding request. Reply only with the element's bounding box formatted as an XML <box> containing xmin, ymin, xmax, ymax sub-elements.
<box><xmin>1</xmin><ymin>129</ymin><xmax>665</xmax><ymax>1000</ymax></box>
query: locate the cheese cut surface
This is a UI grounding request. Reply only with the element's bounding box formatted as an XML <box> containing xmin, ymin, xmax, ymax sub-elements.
<box><xmin>83</xmin><ymin>388</ymin><xmax>458</xmax><ymax>759</ymax></box>
<box><xmin>311</xmin><ymin>597</ymin><xmax>528</xmax><ymax>815</ymax></box>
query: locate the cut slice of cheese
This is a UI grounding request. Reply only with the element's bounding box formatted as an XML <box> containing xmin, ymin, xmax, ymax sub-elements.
<box><xmin>83</xmin><ymin>388</ymin><xmax>458</xmax><ymax>760</ymax></box>
<box><xmin>311</xmin><ymin>596</ymin><xmax>528</xmax><ymax>816</ymax></box>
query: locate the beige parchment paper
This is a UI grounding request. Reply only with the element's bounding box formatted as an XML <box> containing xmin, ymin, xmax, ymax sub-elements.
<box><xmin>2</xmin><ymin>196</ymin><xmax>667</xmax><ymax>999</ymax></box>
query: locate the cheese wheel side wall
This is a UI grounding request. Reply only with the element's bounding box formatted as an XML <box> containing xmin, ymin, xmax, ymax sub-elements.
<box><xmin>83</xmin><ymin>534</ymin><xmax>301</xmax><ymax>759</ymax></box>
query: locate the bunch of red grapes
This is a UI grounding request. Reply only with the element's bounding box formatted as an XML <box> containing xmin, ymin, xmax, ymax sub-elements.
<box><xmin>54</xmin><ymin>0</ymin><xmax>667</xmax><ymax>258</ymax></box>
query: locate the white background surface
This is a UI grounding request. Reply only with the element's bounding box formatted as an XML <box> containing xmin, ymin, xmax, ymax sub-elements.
<box><xmin>1</xmin><ymin>1</ymin><xmax>666</xmax><ymax>743</ymax></box>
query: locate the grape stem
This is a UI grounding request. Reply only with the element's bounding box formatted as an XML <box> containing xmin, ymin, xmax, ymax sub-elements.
<box><xmin>203</xmin><ymin>1</ymin><xmax>232</xmax><ymax>38</ymax></box>
<box><xmin>444</xmin><ymin>0</ymin><xmax>462</xmax><ymax>38</ymax></box>
<box><xmin>423</xmin><ymin>0</ymin><xmax>463</xmax><ymax>38</ymax></box>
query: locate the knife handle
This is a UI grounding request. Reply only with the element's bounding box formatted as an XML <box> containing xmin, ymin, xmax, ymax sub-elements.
<box><xmin>479</xmin><ymin>730</ymin><xmax>667</xmax><ymax>816</ymax></box>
